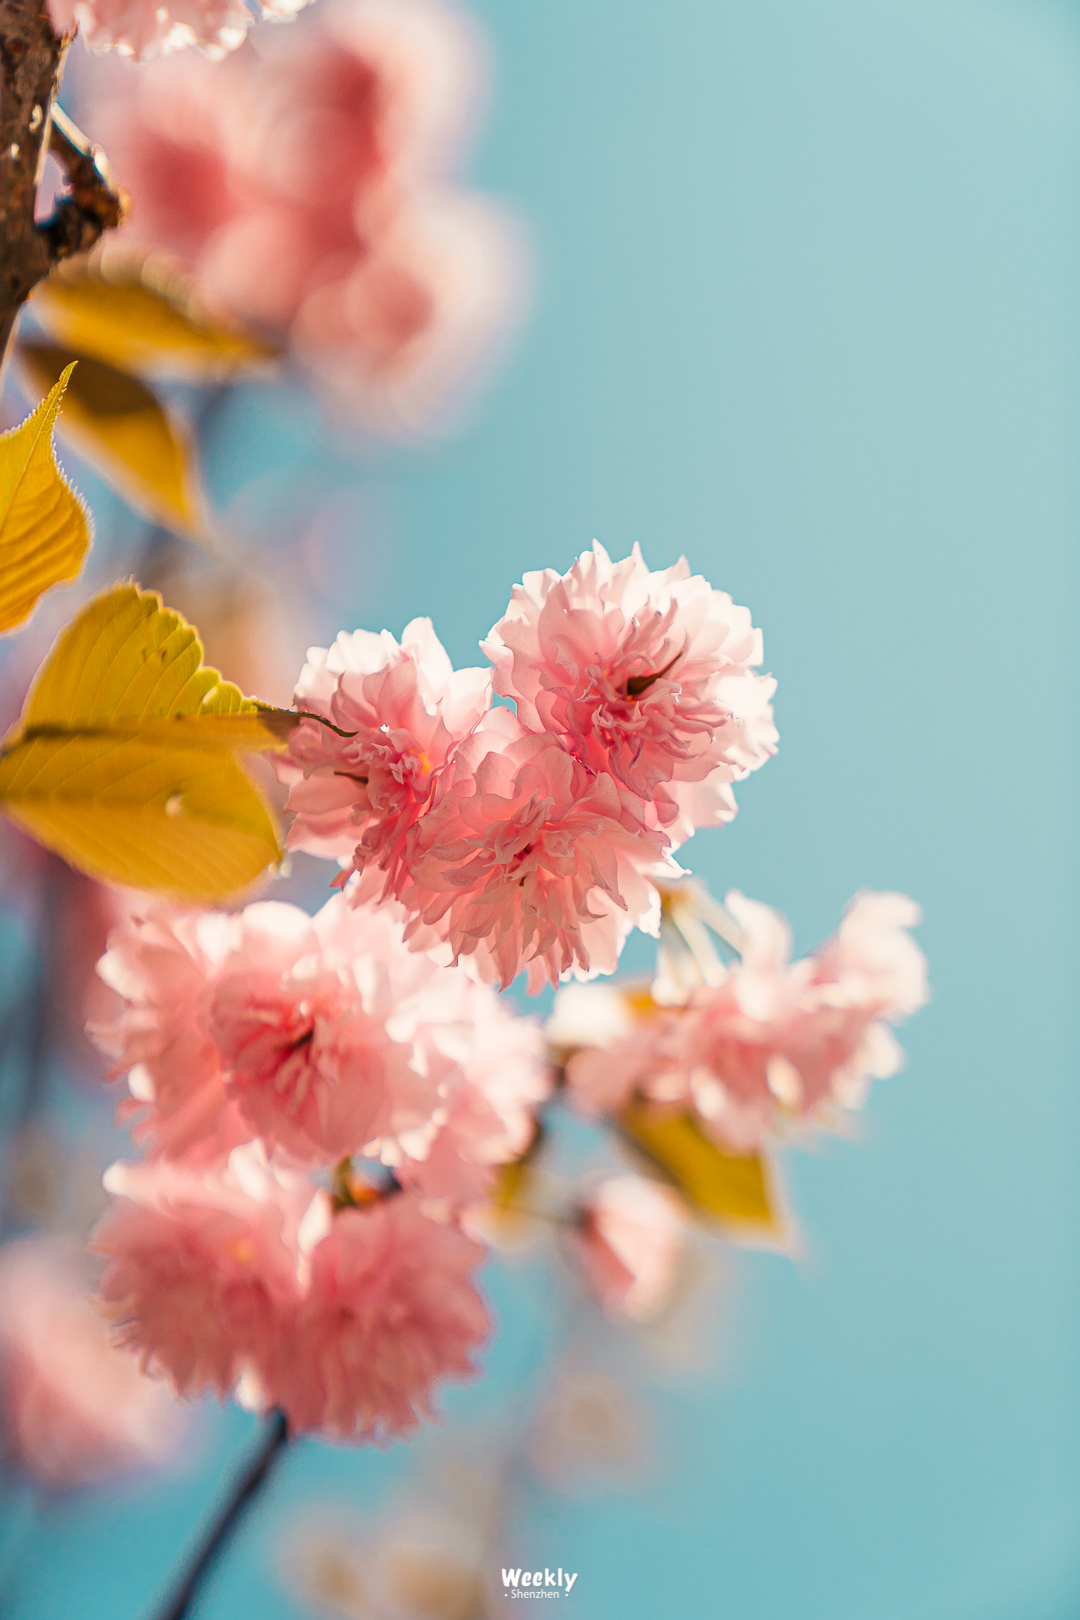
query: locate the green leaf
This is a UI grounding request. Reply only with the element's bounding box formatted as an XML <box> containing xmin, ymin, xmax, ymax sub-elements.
<box><xmin>0</xmin><ymin>367</ymin><xmax>91</xmax><ymax>633</ymax></box>
<box><xmin>17</xmin><ymin>340</ymin><xmax>205</xmax><ymax>540</ymax></box>
<box><xmin>0</xmin><ymin>582</ymin><xmax>295</xmax><ymax>901</ymax></box>
<box><xmin>618</xmin><ymin>1096</ymin><xmax>787</xmax><ymax>1241</ymax></box>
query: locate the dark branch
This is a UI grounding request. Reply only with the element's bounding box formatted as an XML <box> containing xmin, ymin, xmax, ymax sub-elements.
<box><xmin>0</xmin><ymin>0</ymin><xmax>66</xmax><ymax>356</ymax></box>
<box><xmin>0</xmin><ymin>1</ymin><xmax>125</xmax><ymax>364</ymax></box>
<box><xmin>150</xmin><ymin>1411</ymin><xmax>291</xmax><ymax>1620</ymax></box>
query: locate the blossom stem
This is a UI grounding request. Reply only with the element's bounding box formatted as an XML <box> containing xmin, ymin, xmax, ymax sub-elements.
<box><xmin>149</xmin><ymin>1410</ymin><xmax>290</xmax><ymax>1620</ymax></box>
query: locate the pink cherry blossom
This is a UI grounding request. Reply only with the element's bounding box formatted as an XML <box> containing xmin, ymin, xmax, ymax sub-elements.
<box><xmin>93</xmin><ymin>1150</ymin><xmax>322</xmax><ymax>1403</ymax></box>
<box><xmin>0</xmin><ymin>1236</ymin><xmax>185</xmax><ymax>1488</ymax></box>
<box><xmin>394</xmin><ymin>974</ymin><xmax>550</xmax><ymax>1207</ymax></box>
<box><xmin>481</xmin><ymin>543</ymin><xmax>778</xmax><ymax>843</ymax></box>
<box><xmin>204</xmin><ymin>896</ymin><xmax>447</xmax><ymax>1165</ymax></box>
<box><xmin>74</xmin><ymin>0</ymin><xmax>523</xmax><ymax>425</ymax></box>
<box><xmin>556</xmin><ymin>984</ymin><xmax>684</xmax><ymax>1119</ymax></box>
<box><xmin>93</xmin><ymin>1153</ymin><xmax>488</xmax><ymax>1432</ymax></box>
<box><xmin>92</xmin><ymin>893</ymin><xmax>458</xmax><ymax>1168</ymax></box>
<box><xmin>274</xmin><ymin>1193</ymin><xmax>490</xmax><ymax>1439</ymax></box>
<box><xmin>680</xmin><ymin>891</ymin><xmax>927</xmax><ymax>1150</ymax></box>
<box><xmin>276</xmin><ymin>617</ymin><xmax>491</xmax><ymax>893</ymax></box>
<box><xmin>399</xmin><ymin>707</ymin><xmax>673</xmax><ymax>991</ymax></box>
<box><xmin>48</xmin><ymin>0</ymin><xmax>276</xmax><ymax>62</ymax></box>
<box><xmin>572</xmin><ymin>1176</ymin><xmax>685</xmax><ymax>1323</ymax></box>
<box><xmin>90</xmin><ymin>908</ymin><xmax>242</xmax><ymax>1163</ymax></box>
<box><xmin>562</xmin><ymin>891</ymin><xmax>927</xmax><ymax>1151</ymax></box>
<box><xmin>95</xmin><ymin>1158</ymin><xmax>490</xmax><ymax>1437</ymax></box>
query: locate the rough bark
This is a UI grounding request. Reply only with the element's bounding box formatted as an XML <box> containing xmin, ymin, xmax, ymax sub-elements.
<box><xmin>0</xmin><ymin>0</ymin><xmax>65</xmax><ymax>355</ymax></box>
<box><xmin>0</xmin><ymin>2</ymin><xmax>125</xmax><ymax>362</ymax></box>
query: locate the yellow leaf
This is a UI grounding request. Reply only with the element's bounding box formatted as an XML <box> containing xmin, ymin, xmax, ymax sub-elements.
<box><xmin>17</xmin><ymin>340</ymin><xmax>205</xmax><ymax>540</ymax></box>
<box><xmin>619</xmin><ymin>1096</ymin><xmax>788</xmax><ymax>1242</ymax></box>
<box><xmin>31</xmin><ymin>255</ymin><xmax>277</xmax><ymax>379</ymax></box>
<box><xmin>0</xmin><ymin>367</ymin><xmax>91</xmax><ymax>634</ymax></box>
<box><xmin>490</xmin><ymin>1157</ymin><xmax>531</xmax><ymax>1210</ymax></box>
<box><xmin>0</xmin><ymin>582</ymin><xmax>295</xmax><ymax>901</ymax></box>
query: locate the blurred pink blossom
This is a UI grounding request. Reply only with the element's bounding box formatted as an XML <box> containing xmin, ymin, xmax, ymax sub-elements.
<box><xmin>681</xmin><ymin>891</ymin><xmax>927</xmax><ymax>1149</ymax></box>
<box><xmin>399</xmin><ymin>708</ymin><xmax>674</xmax><ymax>991</ymax></box>
<box><xmin>482</xmin><ymin>543</ymin><xmax>778</xmax><ymax>844</ymax></box>
<box><xmin>49</xmin><ymin>0</ymin><xmax>295</xmax><ymax>63</ymax></box>
<box><xmin>563</xmin><ymin>891</ymin><xmax>928</xmax><ymax>1150</ymax></box>
<box><xmin>573</xmin><ymin>1176</ymin><xmax>686</xmax><ymax>1323</ymax></box>
<box><xmin>94</xmin><ymin>1149</ymin><xmax>319</xmax><ymax>1404</ymax></box>
<box><xmin>276</xmin><ymin>1193</ymin><xmax>490</xmax><ymax>1438</ymax></box>
<box><xmin>75</xmin><ymin>0</ymin><xmax>523</xmax><ymax>426</ymax></box>
<box><xmin>554</xmin><ymin>982</ymin><xmax>684</xmax><ymax>1118</ymax></box>
<box><xmin>277</xmin><ymin>617</ymin><xmax>491</xmax><ymax>893</ymax></box>
<box><xmin>0</xmin><ymin>1236</ymin><xmax>185</xmax><ymax>1488</ymax></box>
<box><xmin>394</xmin><ymin>972</ymin><xmax>550</xmax><ymax>1208</ymax></box>
<box><xmin>91</xmin><ymin>907</ymin><xmax>242</xmax><ymax>1163</ymax></box>
<box><xmin>94</xmin><ymin>1155</ymin><xmax>489</xmax><ymax>1436</ymax></box>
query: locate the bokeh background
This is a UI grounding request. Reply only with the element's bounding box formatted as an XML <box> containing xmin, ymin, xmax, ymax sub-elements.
<box><xmin>2</xmin><ymin>0</ymin><xmax>1080</xmax><ymax>1616</ymax></box>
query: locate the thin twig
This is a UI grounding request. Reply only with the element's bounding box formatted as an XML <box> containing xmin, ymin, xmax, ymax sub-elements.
<box><xmin>44</xmin><ymin>103</ymin><xmax>126</xmax><ymax>258</ymax></box>
<box><xmin>150</xmin><ymin>1410</ymin><xmax>291</xmax><ymax>1620</ymax></box>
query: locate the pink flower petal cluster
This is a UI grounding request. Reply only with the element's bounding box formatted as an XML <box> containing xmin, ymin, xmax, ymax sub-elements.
<box><xmin>93</xmin><ymin>1153</ymin><xmax>489</xmax><ymax>1438</ymax></box>
<box><xmin>563</xmin><ymin>891</ymin><xmax>927</xmax><ymax>1152</ymax></box>
<box><xmin>481</xmin><ymin>543</ymin><xmax>777</xmax><ymax>845</ymax></box>
<box><xmin>91</xmin><ymin>907</ymin><xmax>243</xmax><ymax>1163</ymax></box>
<box><xmin>572</xmin><ymin>1176</ymin><xmax>685</xmax><ymax>1323</ymax></box>
<box><xmin>89</xmin><ymin>881</ymin><xmax>547</xmax><ymax>1440</ymax></box>
<box><xmin>276</xmin><ymin>1193</ymin><xmax>490</xmax><ymax>1437</ymax></box>
<box><xmin>92</xmin><ymin>888</ymin><xmax>548</xmax><ymax>1177</ymax></box>
<box><xmin>394</xmin><ymin>970</ymin><xmax>549</xmax><ymax>1206</ymax></box>
<box><xmin>94</xmin><ymin>898</ymin><xmax>424</xmax><ymax>1166</ymax></box>
<box><xmin>281</xmin><ymin>544</ymin><xmax>771</xmax><ymax>988</ymax></box>
<box><xmin>278</xmin><ymin>618</ymin><xmax>491</xmax><ymax>890</ymax></box>
<box><xmin>76</xmin><ymin>0</ymin><xmax>522</xmax><ymax>425</ymax></box>
<box><xmin>0</xmin><ymin>1236</ymin><xmax>186</xmax><ymax>1488</ymax></box>
<box><xmin>50</xmin><ymin>0</ymin><xmax>297</xmax><ymax>62</ymax></box>
<box><xmin>400</xmin><ymin>710</ymin><xmax>672</xmax><ymax>992</ymax></box>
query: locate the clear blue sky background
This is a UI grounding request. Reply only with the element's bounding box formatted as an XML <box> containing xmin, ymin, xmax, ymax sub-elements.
<box><xmin>4</xmin><ymin>1</ymin><xmax>1080</xmax><ymax>1616</ymax></box>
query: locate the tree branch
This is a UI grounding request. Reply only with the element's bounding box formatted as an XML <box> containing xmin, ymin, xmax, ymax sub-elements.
<box><xmin>45</xmin><ymin>102</ymin><xmax>125</xmax><ymax>254</ymax></box>
<box><xmin>149</xmin><ymin>1411</ymin><xmax>291</xmax><ymax>1620</ymax></box>
<box><xmin>0</xmin><ymin>0</ymin><xmax>66</xmax><ymax>356</ymax></box>
<box><xmin>0</xmin><ymin>1</ymin><xmax>125</xmax><ymax>364</ymax></box>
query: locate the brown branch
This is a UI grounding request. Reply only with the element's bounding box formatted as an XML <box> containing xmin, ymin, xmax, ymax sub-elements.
<box><xmin>0</xmin><ymin>0</ymin><xmax>66</xmax><ymax>357</ymax></box>
<box><xmin>0</xmin><ymin>1</ymin><xmax>125</xmax><ymax>365</ymax></box>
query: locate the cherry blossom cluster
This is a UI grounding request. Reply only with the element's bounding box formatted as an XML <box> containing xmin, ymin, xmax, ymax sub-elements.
<box><xmin>277</xmin><ymin>541</ymin><xmax>778</xmax><ymax>991</ymax></box>
<box><xmin>87</xmin><ymin>888</ymin><xmax>549</xmax><ymax>1439</ymax></box>
<box><xmin>553</xmin><ymin>887</ymin><xmax>928</xmax><ymax>1154</ymax></box>
<box><xmin>70</xmin><ymin>541</ymin><xmax>927</xmax><ymax>1453</ymax></box>
<box><xmin>77</xmin><ymin>0</ymin><xmax>521</xmax><ymax>426</ymax></box>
